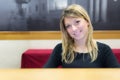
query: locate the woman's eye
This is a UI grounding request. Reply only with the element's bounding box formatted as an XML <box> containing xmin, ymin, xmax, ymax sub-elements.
<box><xmin>74</xmin><ymin>20</ymin><xmax>80</xmax><ymax>26</ymax></box>
<box><xmin>76</xmin><ymin>20</ymin><xmax>80</xmax><ymax>23</ymax></box>
<box><xmin>65</xmin><ymin>25</ymin><xmax>71</xmax><ymax>28</ymax></box>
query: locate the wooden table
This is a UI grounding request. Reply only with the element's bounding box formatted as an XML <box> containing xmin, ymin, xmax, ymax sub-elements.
<box><xmin>0</xmin><ymin>69</ymin><xmax>120</xmax><ymax>80</ymax></box>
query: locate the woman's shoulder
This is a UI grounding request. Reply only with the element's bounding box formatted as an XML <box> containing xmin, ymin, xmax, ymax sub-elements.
<box><xmin>53</xmin><ymin>43</ymin><xmax>62</xmax><ymax>52</ymax></box>
<box><xmin>55</xmin><ymin>43</ymin><xmax>62</xmax><ymax>48</ymax></box>
<box><xmin>96</xmin><ymin>41</ymin><xmax>112</xmax><ymax>52</ymax></box>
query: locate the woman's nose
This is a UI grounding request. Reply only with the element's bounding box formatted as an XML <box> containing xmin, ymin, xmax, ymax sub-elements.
<box><xmin>71</xmin><ymin>25</ymin><xmax>77</xmax><ymax>31</ymax></box>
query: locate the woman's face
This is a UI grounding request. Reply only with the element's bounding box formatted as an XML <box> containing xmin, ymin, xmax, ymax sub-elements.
<box><xmin>64</xmin><ymin>17</ymin><xmax>89</xmax><ymax>41</ymax></box>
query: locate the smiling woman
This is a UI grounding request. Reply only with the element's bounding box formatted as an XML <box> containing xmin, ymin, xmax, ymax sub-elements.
<box><xmin>43</xmin><ymin>4</ymin><xmax>120</xmax><ymax>68</ymax></box>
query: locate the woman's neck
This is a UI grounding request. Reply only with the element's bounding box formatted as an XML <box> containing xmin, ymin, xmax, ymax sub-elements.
<box><xmin>74</xmin><ymin>40</ymin><xmax>88</xmax><ymax>53</ymax></box>
<box><xmin>74</xmin><ymin>38</ymin><xmax>86</xmax><ymax>47</ymax></box>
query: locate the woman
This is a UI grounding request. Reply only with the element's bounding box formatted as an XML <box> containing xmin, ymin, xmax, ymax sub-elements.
<box><xmin>44</xmin><ymin>4</ymin><xmax>120</xmax><ymax>68</ymax></box>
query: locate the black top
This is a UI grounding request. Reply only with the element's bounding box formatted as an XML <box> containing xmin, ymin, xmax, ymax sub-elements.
<box><xmin>44</xmin><ymin>42</ymin><xmax>120</xmax><ymax>68</ymax></box>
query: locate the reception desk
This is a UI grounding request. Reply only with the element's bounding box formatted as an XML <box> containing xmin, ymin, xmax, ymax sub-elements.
<box><xmin>21</xmin><ymin>49</ymin><xmax>120</xmax><ymax>68</ymax></box>
<box><xmin>0</xmin><ymin>69</ymin><xmax>120</xmax><ymax>80</ymax></box>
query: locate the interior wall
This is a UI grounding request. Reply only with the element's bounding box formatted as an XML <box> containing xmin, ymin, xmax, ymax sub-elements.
<box><xmin>29</xmin><ymin>39</ymin><xmax>120</xmax><ymax>49</ymax></box>
<box><xmin>0</xmin><ymin>40</ymin><xmax>29</xmax><ymax>68</ymax></box>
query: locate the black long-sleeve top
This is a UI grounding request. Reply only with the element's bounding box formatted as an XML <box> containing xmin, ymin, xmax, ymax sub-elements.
<box><xmin>44</xmin><ymin>42</ymin><xmax>120</xmax><ymax>68</ymax></box>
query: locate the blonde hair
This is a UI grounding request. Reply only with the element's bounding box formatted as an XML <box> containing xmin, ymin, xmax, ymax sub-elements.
<box><xmin>60</xmin><ymin>4</ymin><xmax>98</xmax><ymax>63</ymax></box>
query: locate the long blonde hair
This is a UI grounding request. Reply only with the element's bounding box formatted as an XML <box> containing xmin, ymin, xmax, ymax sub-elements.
<box><xmin>60</xmin><ymin>4</ymin><xmax>98</xmax><ymax>63</ymax></box>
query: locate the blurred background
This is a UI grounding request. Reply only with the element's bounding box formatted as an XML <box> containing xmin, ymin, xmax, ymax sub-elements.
<box><xmin>0</xmin><ymin>0</ymin><xmax>120</xmax><ymax>31</ymax></box>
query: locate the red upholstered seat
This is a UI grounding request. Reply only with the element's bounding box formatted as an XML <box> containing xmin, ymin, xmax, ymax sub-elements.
<box><xmin>21</xmin><ymin>49</ymin><xmax>52</xmax><ymax>68</ymax></box>
<box><xmin>21</xmin><ymin>49</ymin><xmax>120</xmax><ymax>68</ymax></box>
<box><xmin>112</xmin><ymin>49</ymin><xmax>120</xmax><ymax>63</ymax></box>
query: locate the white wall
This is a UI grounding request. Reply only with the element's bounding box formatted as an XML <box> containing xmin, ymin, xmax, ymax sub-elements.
<box><xmin>0</xmin><ymin>40</ymin><xmax>29</xmax><ymax>68</ymax></box>
<box><xmin>29</xmin><ymin>40</ymin><xmax>61</xmax><ymax>49</ymax></box>
<box><xmin>0</xmin><ymin>39</ymin><xmax>120</xmax><ymax>68</ymax></box>
<box><xmin>96</xmin><ymin>39</ymin><xmax>120</xmax><ymax>49</ymax></box>
<box><xmin>29</xmin><ymin>39</ymin><xmax>120</xmax><ymax>49</ymax></box>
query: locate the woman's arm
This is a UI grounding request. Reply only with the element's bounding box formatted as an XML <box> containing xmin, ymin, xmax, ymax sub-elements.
<box><xmin>43</xmin><ymin>43</ymin><xmax>62</xmax><ymax>68</ymax></box>
<box><xmin>103</xmin><ymin>44</ymin><xmax>120</xmax><ymax>68</ymax></box>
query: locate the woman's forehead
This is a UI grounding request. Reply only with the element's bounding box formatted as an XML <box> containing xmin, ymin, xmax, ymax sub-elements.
<box><xmin>64</xmin><ymin>17</ymin><xmax>81</xmax><ymax>25</ymax></box>
<box><xmin>64</xmin><ymin>17</ymin><xmax>82</xmax><ymax>21</ymax></box>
